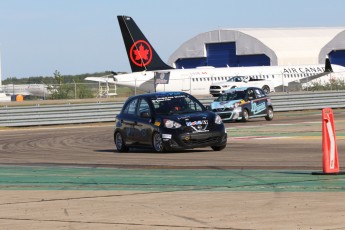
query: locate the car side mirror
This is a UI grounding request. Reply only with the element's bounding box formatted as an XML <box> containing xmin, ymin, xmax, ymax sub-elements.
<box><xmin>205</xmin><ymin>105</ymin><xmax>212</xmax><ymax>111</ymax></box>
<box><xmin>140</xmin><ymin>111</ymin><xmax>151</xmax><ymax>118</ymax></box>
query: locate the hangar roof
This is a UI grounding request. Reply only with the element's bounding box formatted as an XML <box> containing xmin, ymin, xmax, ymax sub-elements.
<box><xmin>168</xmin><ymin>28</ymin><xmax>345</xmax><ymax>67</ymax></box>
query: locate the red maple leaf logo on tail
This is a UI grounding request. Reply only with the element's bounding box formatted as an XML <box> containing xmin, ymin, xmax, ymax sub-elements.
<box><xmin>129</xmin><ymin>40</ymin><xmax>153</xmax><ymax>67</ymax></box>
<box><xmin>133</xmin><ymin>44</ymin><xmax>150</xmax><ymax>61</ymax></box>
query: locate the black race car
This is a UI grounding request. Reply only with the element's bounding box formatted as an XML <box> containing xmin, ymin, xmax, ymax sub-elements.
<box><xmin>114</xmin><ymin>92</ymin><xmax>227</xmax><ymax>152</ymax></box>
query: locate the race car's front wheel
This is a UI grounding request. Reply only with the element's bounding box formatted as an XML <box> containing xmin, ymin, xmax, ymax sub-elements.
<box><xmin>241</xmin><ymin>109</ymin><xmax>249</xmax><ymax>122</ymax></box>
<box><xmin>152</xmin><ymin>132</ymin><xmax>165</xmax><ymax>153</ymax></box>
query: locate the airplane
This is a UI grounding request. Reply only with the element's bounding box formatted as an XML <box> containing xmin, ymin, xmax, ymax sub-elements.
<box><xmin>0</xmin><ymin>84</ymin><xmax>50</xmax><ymax>97</ymax></box>
<box><xmin>0</xmin><ymin>52</ymin><xmax>50</xmax><ymax>99</ymax></box>
<box><xmin>86</xmin><ymin>15</ymin><xmax>345</xmax><ymax>95</ymax></box>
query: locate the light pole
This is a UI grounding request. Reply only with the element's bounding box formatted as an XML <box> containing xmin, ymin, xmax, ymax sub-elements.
<box><xmin>72</xmin><ymin>80</ymin><xmax>77</xmax><ymax>99</ymax></box>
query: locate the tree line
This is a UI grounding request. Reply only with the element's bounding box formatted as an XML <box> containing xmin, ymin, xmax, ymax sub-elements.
<box><xmin>2</xmin><ymin>70</ymin><xmax>130</xmax><ymax>99</ymax></box>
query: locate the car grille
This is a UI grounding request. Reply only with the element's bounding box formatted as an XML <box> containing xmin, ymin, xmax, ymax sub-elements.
<box><xmin>181</xmin><ymin>132</ymin><xmax>221</xmax><ymax>146</ymax></box>
<box><xmin>219</xmin><ymin>113</ymin><xmax>231</xmax><ymax>119</ymax></box>
<box><xmin>182</xmin><ymin>136</ymin><xmax>221</xmax><ymax>145</ymax></box>
<box><xmin>213</xmin><ymin>108</ymin><xmax>232</xmax><ymax>112</ymax></box>
<box><xmin>210</xmin><ymin>86</ymin><xmax>221</xmax><ymax>89</ymax></box>
<box><xmin>183</xmin><ymin>124</ymin><xmax>208</xmax><ymax>133</ymax></box>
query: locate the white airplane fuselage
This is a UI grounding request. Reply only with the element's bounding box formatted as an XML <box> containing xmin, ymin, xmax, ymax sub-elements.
<box><xmin>0</xmin><ymin>84</ymin><xmax>49</xmax><ymax>97</ymax></box>
<box><xmin>113</xmin><ymin>64</ymin><xmax>345</xmax><ymax>95</ymax></box>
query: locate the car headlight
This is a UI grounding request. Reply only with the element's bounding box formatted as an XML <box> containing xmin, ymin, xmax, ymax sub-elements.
<box><xmin>234</xmin><ymin>107</ymin><xmax>242</xmax><ymax>112</ymax></box>
<box><xmin>233</xmin><ymin>102</ymin><xmax>240</xmax><ymax>108</ymax></box>
<box><xmin>164</xmin><ymin>119</ymin><xmax>182</xmax><ymax>129</ymax></box>
<box><xmin>215</xmin><ymin>115</ymin><xmax>223</xmax><ymax>124</ymax></box>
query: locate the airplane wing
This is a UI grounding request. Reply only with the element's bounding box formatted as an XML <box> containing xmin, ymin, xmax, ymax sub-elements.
<box><xmin>85</xmin><ymin>77</ymin><xmax>116</xmax><ymax>84</ymax></box>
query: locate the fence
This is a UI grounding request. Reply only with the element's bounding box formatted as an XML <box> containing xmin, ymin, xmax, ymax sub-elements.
<box><xmin>1</xmin><ymin>91</ymin><xmax>345</xmax><ymax>127</ymax></box>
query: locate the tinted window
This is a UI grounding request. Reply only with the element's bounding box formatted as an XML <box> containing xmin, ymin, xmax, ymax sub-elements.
<box><xmin>123</xmin><ymin>99</ymin><xmax>138</xmax><ymax>115</ymax></box>
<box><xmin>153</xmin><ymin>95</ymin><xmax>204</xmax><ymax>115</ymax></box>
<box><xmin>215</xmin><ymin>91</ymin><xmax>245</xmax><ymax>102</ymax></box>
<box><xmin>254</xmin><ymin>88</ymin><xmax>266</xmax><ymax>98</ymax></box>
<box><xmin>137</xmin><ymin>99</ymin><xmax>151</xmax><ymax>116</ymax></box>
<box><xmin>247</xmin><ymin>89</ymin><xmax>256</xmax><ymax>99</ymax></box>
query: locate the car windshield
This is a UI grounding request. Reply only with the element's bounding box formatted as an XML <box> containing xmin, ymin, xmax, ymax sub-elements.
<box><xmin>227</xmin><ymin>76</ymin><xmax>243</xmax><ymax>82</ymax></box>
<box><xmin>152</xmin><ymin>95</ymin><xmax>205</xmax><ymax>115</ymax></box>
<box><xmin>215</xmin><ymin>91</ymin><xmax>246</xmax><ymax>102</ymax></box>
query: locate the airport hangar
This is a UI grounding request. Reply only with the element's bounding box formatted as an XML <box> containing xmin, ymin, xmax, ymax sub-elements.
<box><xmin>167</xmin><ymin>28</ymin><xmax>345</xmax><ymax>69</ymax></box>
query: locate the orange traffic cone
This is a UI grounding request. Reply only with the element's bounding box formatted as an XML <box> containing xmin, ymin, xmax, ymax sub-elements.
<box><xmin>313</xmin><ymin>108</ymin><xmax>343</xmax><ymax>175</ymax></box>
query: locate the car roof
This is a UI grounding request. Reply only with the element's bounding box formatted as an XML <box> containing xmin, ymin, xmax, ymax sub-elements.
<box><xmin>224</xmin><ymin>87</ymin><xmax>249</xmax><ymax>93</ymax></box>
<box><xmin>128</xmin><ymin>91</ymin><xmax>190</xmax><ymax>100</ymax></box>
<box><xmin>224</xmin><ymin>86</ymin><xmax>263</xmax><ymax>93</ymax></box>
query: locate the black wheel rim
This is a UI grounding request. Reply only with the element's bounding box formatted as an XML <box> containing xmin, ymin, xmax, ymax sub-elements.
<box><xmin>153</xmin><ymin>133</ymin><xmax>163</xmax><ymax>152</ymax></box>
<box><xmin>115</xmin><ymin>133</ymin><xmax>123</xmax><ymax>150</ymax></box>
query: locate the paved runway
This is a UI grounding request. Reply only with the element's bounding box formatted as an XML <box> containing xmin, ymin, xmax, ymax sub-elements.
<box><xmin>1</xmin><ymin>109</ymin><xmax>345</xmax><ymax>229</ymax></box>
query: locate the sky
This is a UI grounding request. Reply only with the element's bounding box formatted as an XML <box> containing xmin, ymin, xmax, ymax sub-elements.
<box><xmin>1</xmin><ymin>0</ymin><xmax>345</xmax><ymax>80</ymax></box>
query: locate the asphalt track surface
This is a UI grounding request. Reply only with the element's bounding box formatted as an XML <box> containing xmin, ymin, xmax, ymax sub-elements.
<box><xmin>1</xmin><ymin>109</ymin><xmax>345</xmax><ymax>229</ymax></box>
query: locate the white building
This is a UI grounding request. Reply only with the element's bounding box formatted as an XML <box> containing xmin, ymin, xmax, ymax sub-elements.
<box><xmin>168</xmin><ymin>28</ymin><xmax>345</xmax><ymax>69</ymax></box>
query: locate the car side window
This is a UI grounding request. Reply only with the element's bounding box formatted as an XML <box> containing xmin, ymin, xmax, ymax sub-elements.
<box><xmin>185</xmin><ymin>97</ymin><xmax>202</xmax><ymax>112</ymax></box>
<box><xmin>123</xmin><ymin>99</ymin><xmax>138</xmax><ymax>115</ymax></box>
<box><xmin>137</xmin><ymin>99</ymin><xmax>151</xmax><ymax>117</ymax></box>
<box><xmin>254</xmin><ymin>89</ymin><xmax>265</xmax><ymax>98</ymax></box>
<box><xmin>247</xmin><ymin>89</ymin><xmax>256</xmax><ymax>100</ymax></box>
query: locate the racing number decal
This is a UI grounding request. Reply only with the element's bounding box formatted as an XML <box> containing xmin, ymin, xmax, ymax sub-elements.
<box><xmin>130</xmin><ymin>40</ymin><xmax>153</xmax><ymax>67</ymax></box>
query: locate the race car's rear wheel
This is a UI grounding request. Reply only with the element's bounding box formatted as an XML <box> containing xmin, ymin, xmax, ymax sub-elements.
<box><xmin>265</xmin><ymin>107</ymin><xmax>274</xmax><ymax>121</ymax></box>
<box><xmin>114</xmin><ymin>132</ymin><xmax>129</xmax><ymax>152</ymax></box>
<box><xmin>262</xmin><ymin>85</ymin><xmax>270</xmax><ymax>94</ymax></box>
<box><xmin>152</xmin><ymin>132</ymin><xmax>165</xmax><ymax>153</ymax></box>
<box><xmin>241</xmin><ymin>109</ymin><xmax>249</xmax><ymax>122</ymax></box>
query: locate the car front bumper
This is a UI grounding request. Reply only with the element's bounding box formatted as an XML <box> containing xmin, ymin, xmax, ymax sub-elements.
<box><xmin>160</xmin><ymin>127</ymin><xmax>227</xmax><ymax>150</ymax></box>
<box><xmin>213</xmin><ymin>107</ymin><xmax>242</xmax><ymax>121</ymax></box>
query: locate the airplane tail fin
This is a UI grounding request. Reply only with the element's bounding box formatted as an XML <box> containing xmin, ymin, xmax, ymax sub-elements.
<box><xmin>299</xmin><ymin>57</ymin><xmax>334</xmax><ymax>84</ymax></box>
<box><xmin>117</xmin><ymin>15</ymin><xmax>173</xmax><ymax>72</ymax></box>
<box><xmin>325</xmin><ymin>56</ymin><xmax>333</xmax><ymax>72</ymax></box>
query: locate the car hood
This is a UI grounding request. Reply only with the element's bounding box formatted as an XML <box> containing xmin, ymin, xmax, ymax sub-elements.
<box><xmin>158</xmin><ymin>111</ymin><xmax>215</xmax><ymax>126</ymax></box>
<box><xmin>210</xmin><ymin>99</ymin><xmax>242</xmax><ymax>109</ymax></box>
